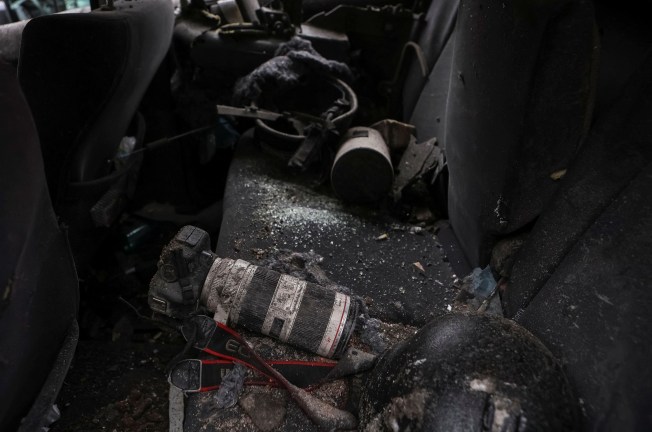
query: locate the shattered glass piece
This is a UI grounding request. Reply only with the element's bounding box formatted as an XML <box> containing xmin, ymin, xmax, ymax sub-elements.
<box><xmin>468</xmin><ymin>266</ymin><xmax>496</xmax><ymax>300</ymax></box>
<box><xmin>454</xmin><ymin>267</ymin><xmax>502</xmax><ymax>317</ymax></box>
<box><xmin>214</xmin><ymin>363</ymin><xmax>247</xmax><ymax>409</ymax></box>
<box><xmin>369</xmin><ymin>119</ymin><xmax>416</xmax><ymax>153</ymax></box>
<box><xmin>360</xmin><ymin>317</ymin><xmax>388</xmax><ymax>354</ymax></box>
<box><xmin>392</xmin><ymin>137</ymin><xmax>443</xmax><ymax>201</ymax></box>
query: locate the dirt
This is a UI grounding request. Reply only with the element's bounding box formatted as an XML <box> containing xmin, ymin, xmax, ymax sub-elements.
<box><xmin>49</xmin><ymin>223</ymin><xmax>186</xmax><ymax>432</ymax></box>
<box><xmin>51</xmin><ymin>337</ymin><xmax>183</xmax><ymax>432</ymax></box>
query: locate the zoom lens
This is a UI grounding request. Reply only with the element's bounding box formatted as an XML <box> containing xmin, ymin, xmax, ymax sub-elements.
<box><xmin>201</xmin><ymin>257</ymin><xmax>358</xmax><ymax>359</ymax></box>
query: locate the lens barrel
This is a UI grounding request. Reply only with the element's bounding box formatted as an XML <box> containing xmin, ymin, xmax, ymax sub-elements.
<box><xmin>201</xmin><ymin>257</ymin><xmax>357</xmax><ymax>359</ymax></box>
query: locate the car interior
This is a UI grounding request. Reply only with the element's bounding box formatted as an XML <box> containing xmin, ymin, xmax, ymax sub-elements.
<box><xmin>1</xmin><ymin>0</ymin><xmax>651</xmax><ymax>430</ymax></box>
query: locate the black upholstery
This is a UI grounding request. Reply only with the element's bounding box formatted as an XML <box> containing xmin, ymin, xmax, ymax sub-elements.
<box><xmin>0</xmin><ymin>20</ymin><xmax>27</xmax><ymax>65</ymax></box>
<box><xmin>19</xmin><ymin>0</ymin><xmax>174</xmax><ymax>195</ymax></box>
<box><xmin>17</xmin><ymin>0</ymin><xmax>173</xmax><ymax>265</ymax></box>
<box><xmin>0</xmin><ymin>61</ymin><xmax>79</xmax><ymax>431</ymax></box>
<box><xmin>409</xmin><ymin>33</ymin><xmax>455</xmax><ymax>146</ymax></box>
<box><xmin>504</xmin><ymin>50</ymin><xmax>652</xmax><ymax>318</ymax></box>
<box><xmin>401</xmin><ymin>0</ymin><xmax>459</xmax><ymax>123</ymax></box>
<box><xmin>498</xmin><ymin>49</ymin><xmax>652</xmax><ymax>430</ymax></box>
<box><xmin>442</xmin><ymin>0</ymin><xmax>598</xmax><ymax>266</ymax></box>
<box><xmin>404</xmin><ymin>1</ymin><xmax>652</xmax><ymax>428</ymax></box>
<box><xmin>513</xmin><ymin>162</ymin><xmax>652</xmax><ymax>430</ymax></box>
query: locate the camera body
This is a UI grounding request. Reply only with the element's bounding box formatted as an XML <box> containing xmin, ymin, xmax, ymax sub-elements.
<box><xmin>148</xmin><ymin>226</ymin><xmax>215</xmax><ymax>318</ymax></box>
<box><xmin>149</xmin><ymin>225</ymin><xmax>358</xmax><ymax>358</ymax></box>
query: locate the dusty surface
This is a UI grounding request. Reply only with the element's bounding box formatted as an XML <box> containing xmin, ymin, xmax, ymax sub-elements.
<box><xmin>363</xmin><ymin>388</ymin><xmax>431</xmax><ymax>432</ymax></box>
<box><xmin>52</xmin><ymin>338</ymin><xmax>182</xmax><ymax>432</ymax></box>
<box><xmin>216</xmin><ymin>134</ymin><xmax>457</xmax><ymax>326</ymax></box>
<box><xmin>52</xmin><ymin>132</ymin><xmax>458</xmax><ymax>432</ymax></box>
<box><xmin>181</xmin><ymin>250</ymin><xmax>422</xmax><ymax>431</ymax></box>
<box><xmin>179</xmin><ymin>133</ymin><xmax>457</xmax><ymax>431</ymax></box>
<box><xmin>49</xmin><ymin>222</ymin><xmax>185</xmax><ymax>432</ymax></box>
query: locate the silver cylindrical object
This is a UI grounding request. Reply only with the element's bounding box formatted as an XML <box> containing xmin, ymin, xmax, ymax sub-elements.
<box><xmin>236</xmin><ymin>0</ymin><xmax>259</xmax><ymax>23</ymax></box>
<box><xmin>201</xmin><ymin>257</ymin><xmax>358</xmax><ymax>359</ymax></box>
<box><xmin>214</xmin><ymin>0</ymin><xmax>244</xmax><ymax>23</ymax></box>
<box><xmin>331</xmin><ymin>127</ymin><xmax>394</xmax><ymax>203</ymax></box>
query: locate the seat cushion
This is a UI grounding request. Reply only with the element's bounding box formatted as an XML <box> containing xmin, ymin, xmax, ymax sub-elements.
<box><xmin>215</xmin><ymin>131</ymin><xmax>456</xmax><ymax>326</ymax></box>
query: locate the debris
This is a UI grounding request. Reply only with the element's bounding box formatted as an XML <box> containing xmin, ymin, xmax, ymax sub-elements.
<box><xmin>351</xmin><ymin>314</ymin><xmax>417</xmax><ymax>354</ymax></box>
<box><xmin>363</xmin><ymin>388</ymin><xmax>430</xmax><ymax>432</ymax></box>
<box><xmin>467</xmin><ymin>266</ymin><xmax>497</xmax><ymax>299</ymax></box>
<box><xmin>359</xmin><ymin>317</ymin><xmax>389</xmax><ymax>354</ymax></box>
<box><xmin>414</xmin><ymin>207</ymin><xmax>434</xmax><ymax>222</ymax></box>
<box><xmin>494</xmin><ymin>195</ymin><xmax>509</xmax><ymax>227</ymax></box>
<box><xmin>250</xmin><ymin>248</ymin><xmax>267</xmax><ymax>260</ymax></box>
<box><xmin>239</xmin><ymin>391</ymin><xmax>287</xmax><ymax>431</ymax></box>
<box><xmin>260</xmin><ymin>248</ymin><xmax>352</xmax><ymax>295</ymax></box>
<box><xmin>413</xmin><ymin>262</ymin><xmax>425</xmax><ymax>273</ymax></box>
<box><xmin>490</xmin><ymin>235</ymin><xmax>527</xmax><ymax>278</ymax></box>
<box><xmin>215</xmin><ymin>363</ymin><xmax>247</xmax><ymax>409</ymax></box>
<box><xmin>375</xmin><ymin>233</ymin><xmax>389</xmax><ymax>241</ymax></box>
<box><xmin>409</xmin><ymin>226</ymin><xmax>425</xmax><ymax>235</ymax></box>
<box><xmin>596</xmin><ymin>293</ymin><xmax>614</xmax><ymax>306</ymax></box>
<box><xmin>369</xmin><ymin>119</ymin><xmax>416</xmax><ymax>153</ymax></box>
<box><xmin>260</xmin><ymin>249</ymin><xmax>324</xmax><ymax>283</ymax></box>
<box><xmin>455</xmin><ymin>267</ymin><xmax>503</xmax><ymax>316</ymax></box>
<box><xmin>550</xmin><ymin>169</ymin><xmax>567</xmax><ymax>181</ymax></box>
<box><xmin>392</xmin><ymin>137</ymin><xmax>445</xmax><ymax>201</ymax></box>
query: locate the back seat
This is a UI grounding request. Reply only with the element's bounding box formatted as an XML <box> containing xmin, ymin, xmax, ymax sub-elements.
<box><xmin>197</xmin><ymin>0</ymin><xmax>652</xmax><ymax>429</ymax></box>
<box><xmin>213</xmin><ymin>0</ymin><xmax>599</xmax><ymax>318</ymax></box>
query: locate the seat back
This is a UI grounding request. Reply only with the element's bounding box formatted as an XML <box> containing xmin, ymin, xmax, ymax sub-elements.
<box><xmin>18</xmin><ymin>0</ymin><xmax>174</xmax><ymax>195</ymax></box>
<box><xmin>17</xmin><ymin>0</ymin><xmax>174</xmax><ymax>264</ymax></box>
<box><xmin>0</xmin><ymin>60</ymin><xmax>78</xmax><ymax>431</ymax></box>
<box><xmin>402</xmin><ymin>0</ymin><xmax>459</xmax><ymax>126</ymax></box>
<box><xmin>406</xmin><ymin>0</ymin><xmax>598</xmax><ymax>267</ymax></box>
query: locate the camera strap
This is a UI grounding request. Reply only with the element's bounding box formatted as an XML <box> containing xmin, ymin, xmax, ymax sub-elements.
<box><xmin>168</xmin><ymin>315</ymin><xmax>354</xmax><ymax>393</ymax></box>
<box><xmin>169</xmin><ymin>315</ymin><xmax>370</xmax><ymax>430</ymax></box>
<box><xmin>169</xmin><ymin>357</ymin><xmax>336</xmax><ymax>392</ymax></box>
